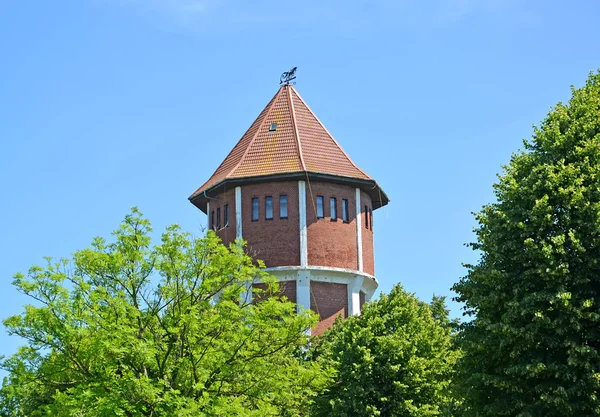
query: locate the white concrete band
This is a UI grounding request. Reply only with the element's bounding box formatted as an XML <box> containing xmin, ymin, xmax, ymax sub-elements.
<box><xmin>299</xmin><ymin>181</ymin><xmax>308</xmax><ymax>267</ymax></box>
<box><xmin>265</xmin><ymin>265</ymin><xmax>377</xmax><ymax>283</ymax></box>
<box><xmin>348</xmin><ymin>275</ymin><xmax>365</xmax><ymax>316</ymax></box>
<box><xmin>235</xmin><ymin>186</ymin><xmax>242</xmax><ymax>240</ymax></box>
<box><xmin>267</xmin><ymin>267</ymin><xmax>376</xmax><ymax>301</ymax></box>
<box><xmin>355</xmin><ymin>188</ymin><xmax>363</xmax><ymax>272</ymax></box>
<box><xmin>206</xmin><ymin>202</ymin><xmax>211</xmax><ymax>231</ymax></box>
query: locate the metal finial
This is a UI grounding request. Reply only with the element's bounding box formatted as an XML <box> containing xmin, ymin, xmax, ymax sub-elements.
<box><xmin>280</xmin><ymin>67</ymin><xmax>297</xmax><ymax>85</ymax></box>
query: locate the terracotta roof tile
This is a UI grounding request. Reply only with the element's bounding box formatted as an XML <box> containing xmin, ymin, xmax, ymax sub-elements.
<box><xmin>291</xmin><ymin>88</ymin><xmax>370</xmax><ymax>180</ymax></box>
<box><xmin>192</xmin><ymin>92</ymin><xmax>278</xmax><ymax>193</ymax></box>
<box><xmin>231</xmin><ymin>88</ymin><xmax>303</xmax><ymax>177</ymax></box>
<box><xmin>191</xmin><ymin>85</ymin><xmax>374</xmax><ymax>198</ymax></box>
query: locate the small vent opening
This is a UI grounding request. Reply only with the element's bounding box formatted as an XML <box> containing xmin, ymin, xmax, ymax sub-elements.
<box><xmin>269</xmin><ymin>123</ymin><xmax>277</xmax><ymax>132</ymax></box>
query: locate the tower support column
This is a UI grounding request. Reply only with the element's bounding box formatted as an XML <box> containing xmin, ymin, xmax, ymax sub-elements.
<box><xmin>299</xmin><ymin>181</ymin><xmax>308</xmax><ymax>267</ymax></box>
<box><xmin>207</xmin><ymin>202</ymin><xmax>211</xmax><ymax>230</ymax></box>
<box><xmin>355</xmin><ymin>187</ymin><xmax>363</xmax><ymax>272</ymax></box>
<box><xmin>235</xmin><ymin>186</ymin><xmax>252</xmax><ymax>304</ymax></box>
<box><xmin>348</xmin><ymin>275</ymin><xmax>365</xmax><ymax>316</ymax></box>
<box><xmin>235</xmin><ymin>186</ymin><xmax>243</xmax><ymax>240</ymax></box>
<box><xmin>296</xmin><ymin>269</ymin><xmax>311</xmax><ymax>335</ymax></box>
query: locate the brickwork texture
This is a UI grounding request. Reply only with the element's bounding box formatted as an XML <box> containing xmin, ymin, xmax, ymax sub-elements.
<box><xmin>310</xmin><ymin>281</ymin><xmax>348</xmax><ymax>336</ymax></box>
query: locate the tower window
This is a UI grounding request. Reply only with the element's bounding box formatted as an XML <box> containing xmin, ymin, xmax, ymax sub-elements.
<box><xmin>217</xmin><ymin>207</ymin><xmax>221</xmax><ymax>229</ymax></box>
<box><xmin>316</xmin><ymin>196</ymin><xmax>324</xmax><ymax>219</ymax></box>
<box><xmin>369</xmin><ymin>208</ymin><xmax>373</xmax><ymax>230</ymax></box>
<box><xmin>280</xmin><ymin>195</ymin><xmax>288</xmax><ymax>219</ymax></box>
<box><xmin>342</xmin><ymin>199</ymin><xmax>349</xmax><ymax>222</ymax></box>
<box><xmin>330</xmin><ymin>197</ymin><xmax>337</xmax><ymax>221</ymax></box>
<box><xmin>211</xmin><ymin>210</ymin><xmax>215</xmax><ymax>230</ymax></box>
<box><xmin>224</xmin><ymin>204</ymin><xmax>229</xmax><ymax>227</ymax></box>
<box><xmin>265</xmin><ymin>196</ymin><xmax>273</xmax><ymax>220</ymax></box>
<box><xmin>365</xmin><ymin>205</ymin><xmax>369</xmax><ymax>229</ymax></box>
<box><xmin>252</xmin><ymin>198</ymin><xmax>259</xmax><ymax>221</ymax></box>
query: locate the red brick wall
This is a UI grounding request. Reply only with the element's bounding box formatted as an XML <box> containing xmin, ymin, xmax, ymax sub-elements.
<box><xmin>210</xmin><ymin>187</ymin><xmax>237</xmax><ymax>247</ymax></box>
<box><xmin>306</xmin><ymin>182</ymin><xmax>358</xmax><ymax>270</ymax></box>
<box><xmin>253</xmin><ymin>280</ymin><xmax>297</xmax><ymax>304</ymax></box>
<box><xmin>310</xmin><ymin>281</ymin><xmax>348</xmax><ymax>336</ymax></box>
<box><xmin>361</xmin><ymin>190</ymin><xmax>375</xmax><ymax>275</ymax></box>
<box><xmin>242</xmin><ymin>181</ymin><xmax>300</xmax><ymax>267</ymax></box>
<box><xmin>222</xmin><ymin>180</ymin><xmax>375</xmax><ymax>274</ymax></box>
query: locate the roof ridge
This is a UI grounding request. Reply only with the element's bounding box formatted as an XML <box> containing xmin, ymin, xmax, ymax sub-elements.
<box><xmin>229</xmin><ymin>86</ymin><xmax>283</xmax><ymax>178</ymax></box>
<box><xmin>290</xmin><ymin>86</ymin><xmax>371</xmax><ymax>179</ymax></box>
<box><xmin>189</xmin><ymin>91</ymin><xmax>279</xmax><ymax>197</ymax></box>
<box><xmin>286</xmin><ymin>85</ymin><xmax>307</xmax><ymax>171</ymax></box>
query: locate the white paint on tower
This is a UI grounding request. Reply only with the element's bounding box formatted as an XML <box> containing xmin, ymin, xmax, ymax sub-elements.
<box><xmin>235</xmin><ymin>186</ymin><xmax>242</xmax><ymax>240</ymax></box>
<box><xmin>355</xmin><ymin>188</ymin><xmax>363</xmax><ymax>272</ymax></box>
<box><xmin>299</xmin><ymin>180</ymin><xmax>308</xmax><ymax>267</ymax></box>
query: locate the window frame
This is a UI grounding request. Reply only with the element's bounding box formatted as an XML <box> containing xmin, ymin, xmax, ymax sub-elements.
<box><xmin>279</xmin><ymin>195</ymin><xmax>288</xmax><ymax>219</ymax></box>
<box><xmin>251</xmin><ymin>198</ymin><xmax>259</xmax><ymax>222</ymax></box>
<box><xmin>342</xmin><ymin>199</ymin><xmax>349</xmax><ymax>223</ymax></box>
<box><xmin>330</xmin><ymin>197</ymin><xmax>337</xmax><ymax>221</ymax></box>
<box><xmin>316</xmin><ymin>195</ymin><xmax>324</xmax><ymax>219</ymax></box>
<box><xmin>265</xmin><ymin>196</ymin><xmax>273</xmax><ymax>220</ymax></box>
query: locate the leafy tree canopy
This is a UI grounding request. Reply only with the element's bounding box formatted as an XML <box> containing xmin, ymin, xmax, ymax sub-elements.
<box><xmin>453</xmin><ymin>71</ymin><xmax>600</xmax><ymax>416</ymax></box>
<box><xmin>0</xmin><ymin>209</ymin><xmax>328</xmax><ymax>416</ymax></box>
<box><xmin>311</xmin><ymin>284</ymin><xmax>459</xmax><ymax>417</ymax></box>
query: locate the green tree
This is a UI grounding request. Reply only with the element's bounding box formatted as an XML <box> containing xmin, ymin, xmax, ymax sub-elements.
<box><xmin>311</xmin><ymin>284</ymin><xmax>459</xmax><ymax>417</ymax></box>
<box><xmin>0</xmin><ymin>209</ymin><xmax>328</xmax><ymax>416</ymax></box>
<box><xmin>453</xmin><ymin>71</ymin><xmax>600</xmax><ymax>416</ymax></box>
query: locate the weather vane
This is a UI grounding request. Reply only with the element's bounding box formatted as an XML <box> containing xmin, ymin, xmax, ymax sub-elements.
<box><xmin>280</xmin><ymin>67</ymin><xmax>297</xmax><ymax>85</ymax></box>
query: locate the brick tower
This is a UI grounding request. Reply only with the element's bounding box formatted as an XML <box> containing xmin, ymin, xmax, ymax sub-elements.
<box><xmin>189</xmin><ymin>82</ymin><xmax>389</xmax><ymax>335</ymax></box>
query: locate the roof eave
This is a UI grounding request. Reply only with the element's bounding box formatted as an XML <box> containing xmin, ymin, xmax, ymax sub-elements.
<box><xmin>189</xmin><ymin>172</ymin><xmax>389</xmax><ymax>214</ymax></box>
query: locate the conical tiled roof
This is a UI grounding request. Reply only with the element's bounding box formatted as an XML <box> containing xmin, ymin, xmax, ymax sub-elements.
<box><xmin>190</xmin><ymin>85</ymin><xmax>388</xmax><ymax>210</ymax></box>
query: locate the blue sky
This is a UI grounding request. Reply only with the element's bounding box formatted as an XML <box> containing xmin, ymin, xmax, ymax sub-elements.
<box><xmin>1</xmin><ymin>0</ymin><xmax>599</xmax><ymax>368</ymax></box>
